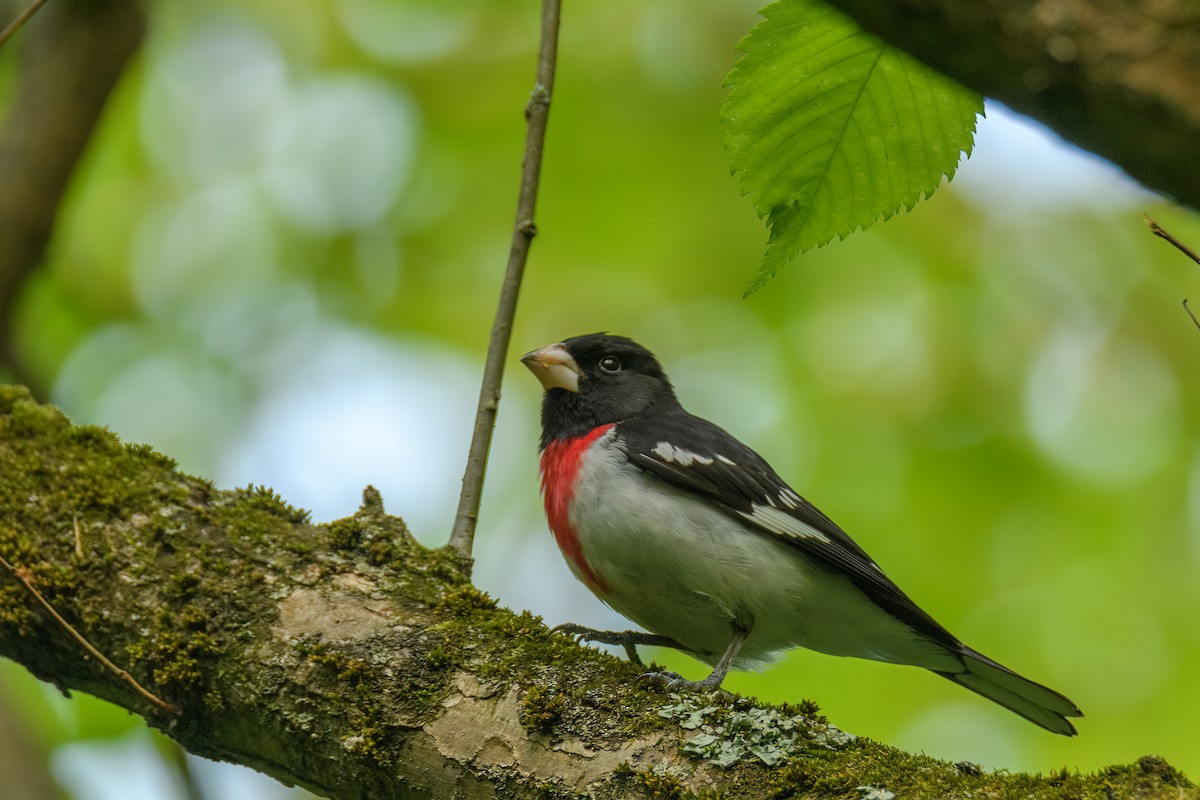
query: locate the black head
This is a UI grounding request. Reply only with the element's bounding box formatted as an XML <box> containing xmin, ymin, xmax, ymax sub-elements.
<box><xmin>521</xmin><ymin>333</ymin><xmax>680</xmax><ymax>446</ymax></box>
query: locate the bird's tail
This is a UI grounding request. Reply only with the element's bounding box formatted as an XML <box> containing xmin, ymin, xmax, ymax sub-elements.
<box><xmin>936</xmin><ymin>647</ymin><xmax>1082</xmax><ymax>736</ymax></box>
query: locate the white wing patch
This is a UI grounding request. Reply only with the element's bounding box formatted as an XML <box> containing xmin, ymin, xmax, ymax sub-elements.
<box><xmin>717</xmin><ymin>454</ymin><xmax>736</xmax><ymax>466</ymax></box>
<box><xmin>651</xmin><ymin>442</ymin><xmax>715</xmax><ymax>467</ymax></box>
<box><xmin>778</xmin><ymin>488</ymin><xmax>801</xmax><ymax>510</ymax></box>
<box><xmin>740</xmin><ymin>504</ymin><xmax>831</xmax><ymax>544</ymax></box>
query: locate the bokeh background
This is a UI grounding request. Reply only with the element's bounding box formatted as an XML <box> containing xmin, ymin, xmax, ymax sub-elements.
<box><xmin>2</xmin><ymin>0</ymin><xmax>1200</xmax><ymax>797</ymax></box>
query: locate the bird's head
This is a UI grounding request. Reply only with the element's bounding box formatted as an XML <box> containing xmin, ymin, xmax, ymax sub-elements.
<box><xmin>521</xmin><ymin>333</ymin><xmax>679</xmax><ymax>442</ymax></box>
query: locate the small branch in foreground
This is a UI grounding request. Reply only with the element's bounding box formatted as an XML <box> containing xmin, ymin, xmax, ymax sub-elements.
<box><xmin>0</xmin><ymin>0</ymin><xmax>46</xmax><ymax>46</ymax></box>
<box><xmin>0</xmin><ymin>552</ymin><xmax>181</xmax><ymax>716</ymax></box>
<box><xmin>448</xmin><ymin>0</ymin><xmax>563</xmax><ymax>562</ymax></box>
<box><xmin>1146</xmin><ymin>216</ymin><xmax>1200</xmax><ymax>332</ymax></box>
<box><xmin>1185</xmin><ymin>300</ymin><xmax>1200</xmax><ymax>333</ymax></box>
<box><xmin>1147</xmin><ymin>216</ymin><xmax>1200</xmax><ymax>265</ymax></box>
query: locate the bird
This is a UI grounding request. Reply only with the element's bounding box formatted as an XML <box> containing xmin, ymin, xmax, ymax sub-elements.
<box><xmin>520</xmin><ymin>332</ymin><xmax>1083</xmax><ymax>735</ymax></box>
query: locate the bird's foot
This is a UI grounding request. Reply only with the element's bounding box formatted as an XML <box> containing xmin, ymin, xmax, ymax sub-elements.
<box><xmin>638</xmin><ymin>670</ymin><xmax>728</xmax><ymax>694</ymax></box>
<box><xmin>549</xmin><ymin>624</ymin><xmax>684</xmax><ymax>666</ymax></box>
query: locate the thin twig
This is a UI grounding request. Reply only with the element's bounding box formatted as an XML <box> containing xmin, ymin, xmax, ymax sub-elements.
<box><xmin>0</xmin><ymin>552</ymin><xmax>181</xmax><ymax>715</ymax></box>
<box><xmin>448</xmin><ymin>0</ymin><xmax>563</xmax><ymax>562</ymax></box>
<box><xmin>73</xmin><ymin>515</ymin><xmax>83</xmax><ymax>557</ymax></box>
<box><xmin>1146</xmin><ymin>216</ymin><xmax>1200</xmax><ymax>332</ymax></box>
<box><xmin>0</xmin><ymin>0</ymin><xmax>47</xmax><ymax>46</ymax></box>
<box><xmin>1184</xmin><ymin>300</ymin><xmax>1200</xmax><ymax>333</ymax></box>
<box><xmin>1146</xmin><ymin>216</ymin><xmax>1200</xmax><ymax>265</ymax></box>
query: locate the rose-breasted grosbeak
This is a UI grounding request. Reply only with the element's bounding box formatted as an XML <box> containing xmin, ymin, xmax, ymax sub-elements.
<box><xmin>521</xmin><ymin>333</ymin><xmax>1082</xmax><ymax>735</ymax></box>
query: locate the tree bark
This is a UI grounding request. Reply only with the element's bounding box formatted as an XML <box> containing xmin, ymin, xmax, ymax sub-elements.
<box><xmin>0</xmin><ymin>0</ymin><xmax>146</xmax><ymax>390</ymax></box>
<box><xmin>816</xmin><ymin>0</ymin><xmax>1200</xmax><ymax>209</ymax></box>
<box><xmin>0</xmin><ymin>386</ymin><xmax>1195</xmax><ymax>798</ymax></box>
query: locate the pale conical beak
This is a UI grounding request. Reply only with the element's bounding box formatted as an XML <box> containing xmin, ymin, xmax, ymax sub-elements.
<box><xmin>520</xmin><ymin>343</ymin><xmax>581</xmax><ymax>393</ymax></box>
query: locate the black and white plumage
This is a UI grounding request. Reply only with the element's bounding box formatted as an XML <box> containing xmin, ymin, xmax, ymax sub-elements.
<box><xmin>521</xmin><ymin>333</ymin><xmax>1082</xmax><ymax>735</ymax></box>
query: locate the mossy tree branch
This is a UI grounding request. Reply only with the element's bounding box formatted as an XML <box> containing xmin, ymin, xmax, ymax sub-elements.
<box><xmin>816</xmin><ymin>0</ymin><xmax>1200</xmax><ymax>208</ymax></box>
<box><xmin>0</xmin><ymin>387</ymin><xmax>1196</xmax><ymax>798</ymax></box>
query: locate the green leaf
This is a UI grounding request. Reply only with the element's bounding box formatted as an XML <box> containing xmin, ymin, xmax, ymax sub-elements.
<box><xmin>723</xmin><ymin>0</ymin><xmax>983</xmax><ymax>293</ymax></box>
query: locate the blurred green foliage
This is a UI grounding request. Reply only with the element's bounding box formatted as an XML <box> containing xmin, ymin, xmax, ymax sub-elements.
<box><xmin>2</xmin><ymin>0</ymin><xmax>1200</xmax><ymax>797</ymax></box>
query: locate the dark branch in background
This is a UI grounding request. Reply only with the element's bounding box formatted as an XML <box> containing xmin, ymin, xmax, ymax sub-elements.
<box><xmin>0</xmin><ymin>696</ymin><xmax>59</xmax><ymax>800</ymax></box>
<box><xmin>0</xmin><ymin>0</ymin><xmax>145</xmax><ymax>393</ymax></box>
<box><xmin>1146</xmin><ymin>216</ymin><xmax>1200</xmax><ymax>331</ymax></box>
<box><xmin>0</xmin><ymin>0</ymin><xmax>47</xmax><ymax>46</ymax></box>
<box><xmin>818</xmin><ymin>0</ymin><xmax>1200</xmax><ymax>210</ymax></box>
<box><xmin>449</xmin><ymin>0</ymin><xmax>563</xmax><ymax>562</ymax></box>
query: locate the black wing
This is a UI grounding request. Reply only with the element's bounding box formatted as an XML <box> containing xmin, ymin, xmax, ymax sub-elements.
<box><xmin>617</xmin><ymin>411</ymin><xmax>961</xmax><ymax>650</ymax></box>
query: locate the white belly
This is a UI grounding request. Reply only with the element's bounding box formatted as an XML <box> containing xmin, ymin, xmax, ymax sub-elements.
<box><xmin>567</xmin><ymin>432</ymin><xmax>957</xmax><ymax>671</ymax></box>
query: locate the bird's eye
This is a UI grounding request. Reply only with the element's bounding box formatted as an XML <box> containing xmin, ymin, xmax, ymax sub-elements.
<box><xmin>598</xmin><ymin>356</ymin><xmax>622</xmax><ymax>374</ymax></box>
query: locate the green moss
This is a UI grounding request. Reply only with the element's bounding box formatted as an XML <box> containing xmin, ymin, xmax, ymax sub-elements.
<box><xmin>437</xmin><ymin>584</ymin><xmax>498</xmax><ymax>613</ymax></box>
<box><xmin>1100</xmin><ymin>755</ymin><xmax>1194</xmax><ymax>791</ymax></box>
<box><xmin>0</xmin><ymin>525</ymin><xmax>79</xmax><ymax>631</ymax></box>
<box><xmin>732</xmin><ymin>737</ymin><xmax>1200</xmax><ymax>800</ymax></box>
<box><xmin>126</xmin><ymin>627</ymin><xmax>221</xmax><ymax>694</ymax></box>
<box><xmin>179</xmin><ymin>605</ymin><xmax>208</xmax><ymax>630</ymax></box>
<box><xmin>166</xmin><ymin>571</ymin><xmax>202</xmax><ymax>600</ymax></box>
<box><xmin>767</xmin><ymin>761</ymin><xmax>818</xmax><ymax>798</ymax></box>
<box><xmin>342</xmin><ymin>707</ymin><xmax>394</xmax><ymax>768</ymax></box>
<box><xmin>203</xmin><ymin>688</ymin><xmax>226</xmax><ymax>713</ymax></box>
<box><xmin>304</xmin><ymin>649</ymin><xmax>402</xmax><ymax>766</ymax></box>
<box><xmin>125</xmin><ymin>442</ymin><xmax>178</xmax><ymax>471</ymax></box>
<box><xmin>520</xmin><ymin>684</ymin><xmax>567</xmax><ymax>733</ymax></box>
<box><xmin>293</xmin><ymin>637</ymin><xmax>423</xmax><ymax>767</ymax></box>
<box><xmin>0</xmin><ymin>390</ymin><xmax>193</xmax><ymax>543</ymax></box>
<box><xmin>327</xmin><ymin>518</ymin><xmax>363</xmax><ymax>551</ymax></box>
<box><xmin>304</xmin><ymin>645</ymin><xmax>371</xmax><ymax>690</ymax></box>
<box><xmin>324</xmin><ymin>513</ymin><xmax>413</xmax><ymax>566</ymax></box>
<box><xmin>4</xmin><ymin>397</ymin><xmax>67</xmax><ymax>439</ymax></box>
<box><xmin>425</xmin><ymin>645</ymin><xmax>454</xmax><ymax>670</ymax></box>
<box><xmin>634</xmin><ymin>768</ymin><xmax>686</xmax><ymax>799</ymax></box>
<box><xmin>776</xmin><ymin>698</ymin><xmax>825</xmax><ymax>725</ymax></box>
<box><xmin>231</xmin><ymin>485</ymin><xmax>311</xmax><ymax>525</ymax></box>
<box><xmin>623</xmin><ymin>766</ymin><xmax>730</xmax><ymax>800</ymax></box>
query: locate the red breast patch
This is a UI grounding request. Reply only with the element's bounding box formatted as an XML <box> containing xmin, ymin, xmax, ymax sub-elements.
<box><xmin>539</xmin><ymin>424</ymin><xmax>614</xmax><ymax>593</ymax></box>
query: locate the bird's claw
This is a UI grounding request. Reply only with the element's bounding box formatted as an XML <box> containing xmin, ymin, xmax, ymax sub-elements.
<box><xmin>549</xmin><ymin>624</ymin><xmax>670</xmax><ymax>666</ymax></box>
<box><xmin>549</xmin><ymin>622</ymin><xmax>606</xmax><ymax>647</ymax></box>
<box><xmin>638</xmin><ymin>670</ymin><xmax>726</xmax><ymax>694</ymax></box>
<box><xmin>549</xmin><ymin>622</ymin><xmax>591</xmax><ymax>639</ymax></box>
<box><xmin>638</xmin><ymin>670</ymin><xmax>686</xmax><ymax>690</ymax></box>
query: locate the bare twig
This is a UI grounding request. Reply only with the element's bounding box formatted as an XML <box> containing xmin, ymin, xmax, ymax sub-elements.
<box><xmin>1184</xmin><ymin>300</ymin><xmax>1200</xmax><ymax>333</ymax></box>
<box><xmin>0</xmin><ymin>552</ymin><xmax>181</xmax><ymax>716</ymax></box>
<box><xmin>448</xmin><ymin>0</ymin><xmax>563</xmax><ymax>562</ymax></box>
<box><xmin>1146</xmin><ymin>216</ymin><xmax>1200</xmax><ymax>332</ymax></box>
<box><xmin>1146</xmin><ymin>216</ymin><xmax>1200</xmax><ymax>265</ymax></box>
<box><xmin>0</xmin><ymin>0</ymin><xmax>46</xmax><ymax>46</ymax></box>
